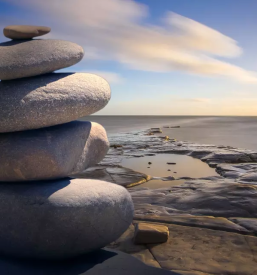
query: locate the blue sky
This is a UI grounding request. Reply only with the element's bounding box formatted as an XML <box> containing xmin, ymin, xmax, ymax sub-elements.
<box><xmin>1</xmin><ymin>0</ymin><xmax>257</xmax><ymax>115</ymax></box>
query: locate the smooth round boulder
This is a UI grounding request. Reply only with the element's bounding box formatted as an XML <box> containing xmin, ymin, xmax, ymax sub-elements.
<box><xmin>0</xmin><ymin>73</ymin><xmax>111</xmax><ymax>132</ymax></box>
<box><xmin>0</xmin><ymin>121</ymin><xmax>109</xmax><ymax>182</ymax></box>
<box><xmin>0</xmin><ymin>39</ymin><xmax>84</xmax><ymax>80</ymax></box>
<box><xmin>0</xmin><ymin>179</ymin><xmax>134</xmax><ymax>259</ymax></box>
<box><xmin>3</xmin><ymin>25</ymin><xmax>51</xmax><ymax>39</ymax></box>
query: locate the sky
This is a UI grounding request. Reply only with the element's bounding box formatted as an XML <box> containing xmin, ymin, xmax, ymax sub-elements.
<box><xmin>1</xmin><ymin>0</ymin><xmax>257</xmax><ymax>115</ymax></box>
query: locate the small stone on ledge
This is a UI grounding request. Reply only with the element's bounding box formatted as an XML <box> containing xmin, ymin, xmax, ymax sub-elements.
<box><xmin>134</xmin><ymin>223</ymin><xmax>169</xmax><ymax>244</ymax></box>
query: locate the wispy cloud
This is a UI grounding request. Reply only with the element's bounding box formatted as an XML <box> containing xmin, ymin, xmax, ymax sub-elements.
<box><xmin>172</xmin><ymin>97</ymin><xmax>211</xmax><ymax>103</ymax></box>
<box><xmin>3</xmin><ymin>0</ymin><xmax>257</xmax><ymax>83</ymax></box>
<box><xmin>87</xmin><ymin>71</ymin><xmax>124</xmax><ymax>84</ymax></box>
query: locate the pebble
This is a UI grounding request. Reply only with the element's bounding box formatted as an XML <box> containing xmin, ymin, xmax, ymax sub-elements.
<box><xmin>3</xmin><ymin>25</ymin><xmax>51</xmax><ymax>39</ymax></box>
<box><xmin>134</xmin><ymin>223</ymin><xmax>169</xmax><ymax>244</ymax></box>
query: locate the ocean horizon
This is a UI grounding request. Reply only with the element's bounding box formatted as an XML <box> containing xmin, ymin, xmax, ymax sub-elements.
<box><xmin>82</xmin><ymin>115</ymin><xmax>257</xmax><ymax>150</ymax></box>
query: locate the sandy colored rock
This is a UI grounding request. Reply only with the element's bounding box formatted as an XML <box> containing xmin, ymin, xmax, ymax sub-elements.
<box><xmin>0</xmin><ymin>73</ymin><xmax>110</xmax><ymax>132</ymax></box>
<box><xmin>134</xmin><ymin>215</ymin><xmax>249</xmax><ymax>234</ymax></box>
<box><xmin>0</xmin><ymin>179</ymin><xmax>134</xmax><ymax>259</ymax></box>
<box><xmin>148</xmin><ymin>223</ymin><xmax>257</xmax><ymax>274</ymax></box>
<box><xmin>107</xmin><ymin>224</ymin><xmax>161</xmax><ymax>268</ymax></box>
<box><xmin>0</xmin><ymin>121</ymin><xmax>109</xmax><ymax>182</ymax></box>
<box><xmin>3</xmin><ymin>25</ymin><xmax>51</xmax><ymax>39</ymax></box>
<box><xmin>134</xmin><ymin>223</ymin><xmax>169</xmax><ymax>244</ymax></box>
<box><xmin>109</xmin><ymin>220</ymin><xmax>257</xmax><ymax>274</ymax></box>
<box><xmin>0</xmin><ymin>40</ymin><xmax>84</xmax><ymax>80</ymax></box>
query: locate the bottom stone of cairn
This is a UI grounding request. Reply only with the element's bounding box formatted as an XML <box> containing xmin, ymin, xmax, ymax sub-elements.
<box><xmin>0</xmin><ymin>179</ymin><xmax>134</xmax><ymax>259</ymax></box>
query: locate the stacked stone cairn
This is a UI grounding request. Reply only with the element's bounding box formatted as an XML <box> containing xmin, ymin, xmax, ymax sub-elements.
<box><xmin>0</xmin><ymin>25</ymin><xmax>134</xmax><ymax>260</ymax></box>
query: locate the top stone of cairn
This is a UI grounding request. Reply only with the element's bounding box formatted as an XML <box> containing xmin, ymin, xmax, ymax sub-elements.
<box><xmin>3</xmin><ymin>25</ymin><xmax>51</xmax><ymax>39</ymax></box>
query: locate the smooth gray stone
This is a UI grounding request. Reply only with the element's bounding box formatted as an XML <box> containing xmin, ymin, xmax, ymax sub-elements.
<box><xmin>0</xmin><ymin>121</ymin><xmax>109</xmax><ymax>182</ymax></box>
<box><xmin>0</xmin><ymin>73</ymin><xmax>111</xmax><ymax>132</ymax></box>
<box><xmin>3</xmin><ymin>25</ymin><xmax>51</xmax><ymax>39</ymax></box>
<box><xmin>0</xmin><ymin>179</ymin><xmax>134</xmax><ymax>259</ymax></box>
<box><xmin>0</xmin><ymin>39</ymin><xmax>84</xmax><ymax>80</ymax></box>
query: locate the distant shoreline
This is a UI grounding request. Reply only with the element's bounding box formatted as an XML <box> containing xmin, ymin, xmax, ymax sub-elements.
<box><xmin>81</xmin><ymin>116</ymin><xmax>257</xmax><ymax>150</ymax></box>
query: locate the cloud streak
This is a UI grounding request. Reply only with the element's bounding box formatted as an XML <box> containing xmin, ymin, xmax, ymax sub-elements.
<box><xmin>3</xmin><ymin>0</ymin><xmax>257</xmax><ymax>83</ymax></box>
<box><xmin>86</xmin><ymin>71</ymin><xmax>124</xmax><ymax>84</ymax></box>
<box><xmin>172</xmin><ymin>97</ymin><xmax>211</xmax><ymax>103</ymax></box>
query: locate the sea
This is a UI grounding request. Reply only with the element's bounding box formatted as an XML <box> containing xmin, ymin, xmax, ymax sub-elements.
<box><xmin>82</xmin><ymin>116</ymin><xmax>257</xmax><ymax>151</ymax></box>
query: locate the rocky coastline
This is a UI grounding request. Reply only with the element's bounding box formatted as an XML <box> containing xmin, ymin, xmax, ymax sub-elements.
<box><xmin>1</xmin><ymin>24</ymin><xmax>257</xmax><ymax>275</ymax></box>
<box><xmin>80</xmin><ymin>127</ymin><xmax>257</xmax><ymax>275</ymax></box>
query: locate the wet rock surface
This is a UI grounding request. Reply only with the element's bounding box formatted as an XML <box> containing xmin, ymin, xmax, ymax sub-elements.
<box><xmin>134</xmin><ymin>215</ymin><xmax>250</xmax><ymax>234</ymax></box>
<box><xmin>74</xmin><ymin>165</ymin><xmax>150</xmax><ymax>187</ymax></box>
<box><xmin>101</xmin><ymin>128</ymin><xmax>257</xmax><ymax>187</ymax></box>
<box><xmin>229</xmin><ymin>218</ymin><xmax>257</xmax><ymax>234</ymax></box>
<box><xmin>100</xmin><ymin>128</ymin><xmax>257</xmax><ymax>274</ymax></box>
<box><xmin>149</xmin><ymin>223</ymin><xmax>257</xmax><ymax>274</ymax></box>
<box><xmin>108</xmin><ymin>221</ymin><xmax>257</xmax><ymax>275</ymax></box>
<box><xmin>130</xmin><ymin>178</ymin><xmax>257</xmax><ymax>218</ymax></box>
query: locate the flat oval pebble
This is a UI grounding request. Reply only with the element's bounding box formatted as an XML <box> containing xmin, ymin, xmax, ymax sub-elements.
<box><xmin>0</xmin><ymin>179</ymin><xmax>134</xmax><ymax>259</ymax></box>
<box><xmin>0</xmin><ymin>73</ymin><xmax>111</xmax><ymax>132</ymax></box>
<box><xmin>0</xmin><ymin>39</ymin><xmax>84</xmax><ymax>80</ymax></box>
<box><xmin>0</xmin><ymin>121</ymin><xmax>109</xmax><ymax>181</ymax></box>
<box><xmin>3</xmin><ymin>25</ymin><xmax>51</xmax><ymax>39</ymax></box>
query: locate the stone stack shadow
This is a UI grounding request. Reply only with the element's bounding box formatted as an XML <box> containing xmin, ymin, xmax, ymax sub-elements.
<box><xmin>0</xmin><ymin>25</ymin><xmax>134</xmax><ymax>260</ymax></box>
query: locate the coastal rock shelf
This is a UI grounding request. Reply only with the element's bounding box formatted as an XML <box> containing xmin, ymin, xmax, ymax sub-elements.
<box><xmin>131</xmin><ymin>178</ymin><xmax>257</xmax><ymax>218</ymax></box>
<box><xmin>108</xmin><ymin>221</ymin><xmax>257</xmax><ymax>275</ymax></box>
<box><xmin>103</xmin><ymin>128</ymin><xmax>257</xmax><ymax>179</ymax></box>
<box><xmin>0</xmin><ymin>23</ymin><xmax>134</xmax><ymax>264</ymax></box>
<box><xmin>94</xmin><ymin>128</ymin><xmax>257</xmax><ymax>274</ymax></box>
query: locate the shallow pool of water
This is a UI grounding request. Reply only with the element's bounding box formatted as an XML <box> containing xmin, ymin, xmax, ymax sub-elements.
<box><xmin>122</xmin><ymin>153</ymin><xmax>218</xmax><ymax>189</ymax></box>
